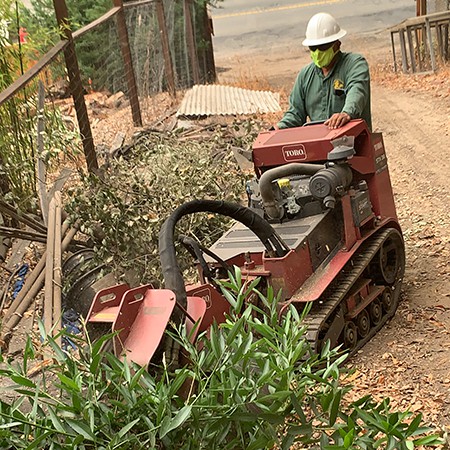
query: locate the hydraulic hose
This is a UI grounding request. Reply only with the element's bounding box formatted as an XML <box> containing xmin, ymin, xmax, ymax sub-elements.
<box><xmin>159</xmin><ymin>199</ymin><xmax>290</xmax><ymax>322</ymax></box>
<box><xmin>259</xmin><ymin>163</ymin><xmax>325</xmax><ymax>220</ymax></box>
<box><xmin>179</xmin><ymin>235</ymin><xmax>231</xmax><ymax>284</ymax></box>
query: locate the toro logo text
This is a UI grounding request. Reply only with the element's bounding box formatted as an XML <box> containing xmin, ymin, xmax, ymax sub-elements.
<box><xmin>282</xmin><ymin>144</ymin><xmax>307</xmax><ymax>162</ymax></box>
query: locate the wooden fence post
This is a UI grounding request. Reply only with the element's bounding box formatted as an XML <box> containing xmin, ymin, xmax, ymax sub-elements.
<box><xmin>406</xmin><ymin>26</ymin><xmax>417</xmax><ymax>72</ymax></box>
<box><xmin>113</xmin><ymin>0</ymin><xmax>142</xmax><ymax>127</ymax></box>
<box><xmin>398</xmin><ymin>29</ymin><xmax>409</xmax><ymax>73</ymax></box>
<box><xmin>390</xmin><ymin>32</ymin><xmax>398</xmax><ymax>72</ymax></box>
<box><xmin>155</xmin><ymin>0</ymin><xmax>176</xmax><ymax>96</ymax></box>
<box><xmin>202</xmin><ymin>4</ymin><xmax>216</xmax><ymax>83</ymax></box>
<box><xmin>184</xmin><ymin>0</ymin><xmax>200</xmax><ymax>85</ymax></box>
<box><xmin>425</xmin><ymin>18</ymin><xmax>437</xmax><ymax>71</ymax></box>
<box><xmin>52</xmin><ymin>0</ymin><xmax>98</xmax><ymax>173</ymax></box>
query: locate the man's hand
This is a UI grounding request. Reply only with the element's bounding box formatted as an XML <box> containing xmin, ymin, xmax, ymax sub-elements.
<box><xmin>324</xmin><ymin>112</ymin><xmax>351</xmax><ymax>129</ymax></box>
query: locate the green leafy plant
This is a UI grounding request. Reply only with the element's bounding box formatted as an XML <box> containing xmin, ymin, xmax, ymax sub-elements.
<box><xmin>0</xmin><ymin>271</ymin><xmax>443</xmax><ymax>449</ymax></box>
<box><xmin>0</xmin><ymin>31</ymin><xmax>81</xmax><ymax>212</ymax></box>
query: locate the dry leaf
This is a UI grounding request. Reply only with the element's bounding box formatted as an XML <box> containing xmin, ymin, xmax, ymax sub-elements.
<box><xmin>26</xmin><ymin>359</ymin><xmax>53</xmax><ymax>378</ymax></box>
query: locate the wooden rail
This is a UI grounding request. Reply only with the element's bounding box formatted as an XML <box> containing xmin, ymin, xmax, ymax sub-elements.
<box><xmin>390</xmin><ymin>10</ymin><xmax>450</xmax><ymax>73</ymax></box>
<box><xmin>72</xmin><ymin>7</ymin><xmax>121</xmax><ymax>39</ymax></box>
<box><xmin>0</xmin><ymin>41</ymin><xmax>68</xmax><ymax>107</ymax></box>
<box><xmin>123</xmin><ymin>0</ymin><xmax>156</xmax><ymax>8</ymax></box>
<box><xmin>0</xmin><ymin>7</ymin><xmax>123</xmax><ymax>108</ymax></box>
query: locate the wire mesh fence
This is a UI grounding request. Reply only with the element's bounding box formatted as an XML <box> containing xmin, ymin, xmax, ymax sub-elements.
<box><xmin>71</xmin><ymin>1</ymin><xmax>215</xmax><ymax>98</ymax></box>
<box><xmin>0</xmin><ymin>0</ymin><xmax>216</xmax><ymax>217</ymax></box>
<box><xmin>123</xmin><ymin>0</ymin><xmax>214</xmax><ymax>95</ymax></box>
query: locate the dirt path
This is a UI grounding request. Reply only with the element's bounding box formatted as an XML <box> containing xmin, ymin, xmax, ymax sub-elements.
<box><xmin>216</xmin><ymin>33</ymin><xmax>450</xmax><ymax>430</ymax></box>
<box><xmin>350</xmin><ymin>85</ymin><xmax>450</xmax><ymax>428</ymax></box>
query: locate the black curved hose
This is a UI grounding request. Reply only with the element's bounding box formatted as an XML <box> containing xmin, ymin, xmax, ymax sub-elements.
<box><xmin>179</xmin><ymin>235</ymin><xmax>216</xmax><ymax>286</ymax></box>
<box><xmin>179</xmin><ymin>235</ymin><xmax>230</xmax><ymax>286</ymax></box>
<box><xmin>159</xmin><ymin>199</ymin><xmax>290</xmax><ymax>323</ymax></box>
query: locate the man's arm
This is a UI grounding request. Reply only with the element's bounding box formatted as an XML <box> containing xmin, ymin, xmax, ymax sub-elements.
<box><xmin>325</xmin><ymin>54</ymin><xmax>370</xmax><ymax>129</ymax></box>
<box><xmin>277</xmin><ymin>73</ymin><xmax>307</xmax><ymax>129</ymax></box>
<box><xmin>341</xmin><ymin>55</ymin><xmax>370</xmax><ymax>120</ymax></box>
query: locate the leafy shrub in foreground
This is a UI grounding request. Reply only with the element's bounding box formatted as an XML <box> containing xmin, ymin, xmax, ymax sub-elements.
<box><xmin>0</xmin><ymin>272</ymin><xmax>442</xmax><ymax>449</ymax></box>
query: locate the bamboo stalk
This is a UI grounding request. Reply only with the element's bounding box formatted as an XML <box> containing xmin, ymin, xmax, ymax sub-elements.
<box><xmin>53</xmin><ymin>193</ymin><xmax>62</xmax><ymax>345</ymax></box>
<box><xmin>1</xmin><ymin>224</ymin><xmax>79</xmax><ymax>345</ymax></box>
<box><xmin>44</xmin><ymin>195</ymin><xmax>56</xmax><ymax>335</ymax></box>
<box><xmin>36</xmin><ymin>81</ymin><xmax>48</xmax><ymax>226</ymax></box>
<box><xmin>0</xmin><ymin>199</ymin><xmax>47</xmax><ymax>234</ymax></box>
<box><xmin>1</xmin><ymin>219</ymin><xmax>69</xmax><ymax>324</ymax></box>
<box><xmin>0</xmin><ymin>227</ymin><xmax>47</xmax><ymax>242</ymax></box>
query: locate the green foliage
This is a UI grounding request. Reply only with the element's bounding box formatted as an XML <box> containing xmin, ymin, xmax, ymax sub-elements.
<box><xmin>0</xmin><ymin>35</ymin><xmax>80</xmax><ymax>211</ymax></box>
<box><xmin>19</xmin><ymin>0</ymin><xmax>111</xmax><ymax>39</ymax></box>
<box><xmin>0</xmin><ymin>42</ymin><xmax>35</xmax><ymax>209</ymax></box>
<box><xmin>0</xmin><ymin>1</ymin><xmax>14</xmax><ymax>24</ymax></box>
<box><xmin>19</xmin><ymin>0</ymin><xmax>113</xmax><ymax>87</ymax></box>
<box><xmin>66</xmin><ymin>120</ymin><xmax>259</xmax><ymax>286</ymax></box>
<box><xmin>0</xmin><ymin>272</ymin><xmax>442</xmax><ymax>448</ymax></box>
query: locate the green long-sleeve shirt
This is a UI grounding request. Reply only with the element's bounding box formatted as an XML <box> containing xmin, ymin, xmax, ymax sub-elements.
<box><xmin>277</xmin><ymin>52</ymin><xmax>372</xmax><ymax>131</ymax></box>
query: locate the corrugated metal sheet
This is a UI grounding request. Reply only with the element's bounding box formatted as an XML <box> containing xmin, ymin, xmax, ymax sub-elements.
<box><xmin>176</xmin><ymin>84</ymin><xmax>281</xmax><ymax>117</ymax></box>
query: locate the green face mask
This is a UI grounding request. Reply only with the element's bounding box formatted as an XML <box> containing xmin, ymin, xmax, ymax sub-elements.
<box><xmin>310</xmin><ymin>46</ymin><xmax>336</xmax><ymax>68</ymax></box>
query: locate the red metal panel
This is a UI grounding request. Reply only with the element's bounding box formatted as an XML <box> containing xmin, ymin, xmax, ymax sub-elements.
<box><xmin>366</xmin><ymin>133</ymin><xmax>398</xmax><ymax>220</ymax></box>
<box><xmin>186</xmin><ymin>284</ymin><xmax>230</xmax><ymax>332</ymax></box>
<box><xmin>341</xmin><ymin>195</ymin><xmax>359</xmax><ymax>250</ymax></box>
<box><xmin>87</xmin><ymin>283</ymin><xmax>130</xmax><ymax>321</ymax></box>
<box><xmin>279</xmin><ymin>248</ymin><xmax>355</xmax><ymax>310</ymax></box>
<box><xmin>113</xmin><ymin>288</ymin><xmax>176</xmax><ymax>366</ymax></box>
<box><xmin>186</xmin><ymin>296</ymin><xmax>207</xmax><ymax>341</ymax></box>
<box><xmin>263</xmin><ymin>246</ymin><xmax>313</xmax><ymax>300</ymax></box>
<box><xmin>252</xmin><ymin>120</ymin><xmax>370</xmax><ymax>171</ymax></box>
<box><xmin>88</xmin><ymin>306</ymin><xmax>120</xmax><ymax>323</ymax></box>
<box><xmin>278</xmin><ymin>218</ymin><xmax>397</xmax><ymax>311</ymax></box>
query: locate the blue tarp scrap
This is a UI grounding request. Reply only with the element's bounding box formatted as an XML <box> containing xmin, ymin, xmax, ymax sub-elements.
<box><xmin>12</xmin><ymin>263</ymin><xmax>29</xmax><ymax>299</ymax></box>
<box><xmin>62</xmin><ymin>308</ymin><xmax>82</xmax><ymax>351</ymax></box>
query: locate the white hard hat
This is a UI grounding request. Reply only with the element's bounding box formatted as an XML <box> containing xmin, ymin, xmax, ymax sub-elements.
<box><xmin>302</xmin><ymin>13</ymin><xmax>347</xmax><ymax>46</ymax></box>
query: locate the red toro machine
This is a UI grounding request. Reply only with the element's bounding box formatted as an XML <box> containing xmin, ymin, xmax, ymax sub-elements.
<box><xmin>86</xmin><ymin>119</ymin><xmax>405</xmax><ymax>367</ymax></box>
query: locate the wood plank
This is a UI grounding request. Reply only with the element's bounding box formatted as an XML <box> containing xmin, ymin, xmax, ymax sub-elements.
<box><xmin>399</xmin><ymin>29</ymin><xmax>409</xmax><ymax>73</ymax></box>
<box><xmin>53</xmin><ymin>192</ymin><xmax>62</xmax><ymax>345</ymax></box>
<box><xmin>390</xmin><ymin>32</ymin><xmax>398</xmax><ymax>72</ymax></box>
<box><xmin>72</xmin><ymin>7</ymin><xmax>121</xmax><ymax>40</ymax></box>
<box><xmin>53</xmin><ymin>0</ymin><xmax>98</xmax><ymax>172</ymax></box>
<box><xmin>113</xmin><ymin>0</ymin><xmax>142</xmax><ymax>127</ymax></box>
<box><xmin>123</xmin><ymin>0</ymin><xmax>155</xmax><ymax>8</ymax></box>
<box><xmin>406</xmin><ymin>26</ymin><xmax>417</xmax><ymax>73</ymax></box>
<box><xmin>426</xmin><ymin>18</ymin><xmax>437</xmax><ymax>71</ymax></box>
<box><xmin>155</xmin><ymin>0</ymin><xmax>176</xmax><ymax>96</ymax></box>
<box><xmin>184</xmin><ymin>0</ymin><xmax>200</xmax><ymax>85</ymax></box>
<box><xmin>388</xmin><ymin>10</ymin><xmax>450</xmax><ymax>32</ymax></box>
<box><xmin>444</xmin><ymin>24</ymin><xmax>449</xmax><ymax>60</ymax></box>
<box><xmin>414</xmin><ymin>27</ymin><xmax>423</xmax><ymax>71</ymax></box>
<box><xmin>36</xmin><ymin>81</ymin><xmax>48</xmax><ymax>226</ymax></box>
